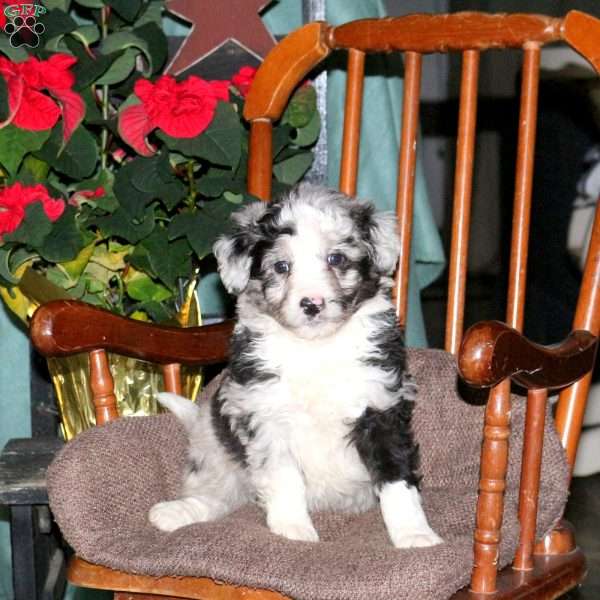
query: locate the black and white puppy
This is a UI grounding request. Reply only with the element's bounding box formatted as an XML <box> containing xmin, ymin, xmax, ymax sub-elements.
<box><xmin>149</xmin><ymin>184</ymin><xmax>442</xmax><ymax>548</ymax></box>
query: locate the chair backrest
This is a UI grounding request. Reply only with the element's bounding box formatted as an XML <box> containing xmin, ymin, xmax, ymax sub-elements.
<box><xmin>241</xmin><ymin>10</ymin><xmax>600</xmax><ymax>594</ymax></box>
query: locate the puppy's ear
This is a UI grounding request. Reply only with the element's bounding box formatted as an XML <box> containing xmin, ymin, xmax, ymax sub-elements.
<box><xmin>213</xmin><ymin>202</ymin><xmax>268</xmax><ymax>295</ymax></box>
<box><xmin>351</xmin><ymin>204</ymin><xmax>401</xmax><ymax>275</ymax></box>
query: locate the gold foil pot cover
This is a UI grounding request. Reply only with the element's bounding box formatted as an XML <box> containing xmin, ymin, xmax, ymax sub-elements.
<box><xmin>49</xmin><ymin>354</ymin><xmax>202</xmax><ymax>441</ymax></box>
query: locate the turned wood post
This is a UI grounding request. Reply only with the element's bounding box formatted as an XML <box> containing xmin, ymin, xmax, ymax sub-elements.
<box><xmin>88</xmin><ymin>349</ymin><xmax>119</xmax><ymax>425</ymax></box>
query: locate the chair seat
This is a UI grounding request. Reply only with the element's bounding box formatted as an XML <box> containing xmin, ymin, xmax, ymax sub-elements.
<box><xmin>47</xmin><ymin>349</ymin><xmax>569</xmax><ymax>600</ymax></box>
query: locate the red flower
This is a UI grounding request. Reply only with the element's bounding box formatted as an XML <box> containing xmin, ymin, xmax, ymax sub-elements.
<box><xmin>118</xmin><ymin>75</ymin><xmax>230</xmax><ymax>157</ymax></box>
<box><xmin>232</xmin><ymin>66</ymin><xmax>257</xmax><ymax>98</ymax></box>
<box><xmin>0</xmin><ymin>54</ymin><xmax>85</xmax><ymax>143</ymax></box>
<box><xmin>68</xmin><ymin>186</ymin><xmax>105</xmax><ymax>208</ymax></box>
<box><xmin>0</xmin><ymin>182</ymin><xmax>64</xmax><ymax>235</ymax></box>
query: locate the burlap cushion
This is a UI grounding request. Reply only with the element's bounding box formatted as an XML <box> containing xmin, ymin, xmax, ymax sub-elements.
<box><xmin>47</xmin><ymin>348</ymin><xmax>569</xmax><ymax>600</ymax></box>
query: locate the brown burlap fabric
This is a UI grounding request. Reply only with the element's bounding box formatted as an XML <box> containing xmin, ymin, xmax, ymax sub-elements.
<box><xmin>47</xmin><ymin>349</ymin><xmax>569</xmax><ymax>600</ymax></box>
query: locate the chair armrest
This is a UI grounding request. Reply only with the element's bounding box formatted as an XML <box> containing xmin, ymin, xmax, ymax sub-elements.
<box><xmin>30</xmin><ymin>300</ymin><xmax>234</xmax><ymax>365</ymax></box>
<box><xmin>458</xmin><ymin>320</ymin><xmax>597</xmax><ymax>390</ymax></box>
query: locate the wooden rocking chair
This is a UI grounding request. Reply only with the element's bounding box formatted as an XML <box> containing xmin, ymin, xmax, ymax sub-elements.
<box><xmin>31</xmin><ymin>10</ymin><xmax>600</xmax><ymax>599</ymax></box>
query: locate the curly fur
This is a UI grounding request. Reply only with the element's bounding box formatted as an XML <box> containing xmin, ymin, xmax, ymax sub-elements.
<box><xmin>149</xmin><ymin>184</ymin><xmax>442</xmax><ymax>548</ymax></box>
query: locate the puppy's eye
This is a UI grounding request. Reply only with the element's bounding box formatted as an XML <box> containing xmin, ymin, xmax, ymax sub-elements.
<box><xmin>274</xmin><ymin>261</ymin><xmax>290</xmax><ymax>274</ymax></box>
<box><xmin>327</xmin><ymin>253</ymin><xmax>346</xmax><ymax>267</ymax></box>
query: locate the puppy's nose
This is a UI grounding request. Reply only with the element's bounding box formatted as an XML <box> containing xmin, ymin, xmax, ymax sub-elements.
<box><xmin>300</xmin><ymin>296</ymin><xmax>324</xmax><ymax>316</ymax></box>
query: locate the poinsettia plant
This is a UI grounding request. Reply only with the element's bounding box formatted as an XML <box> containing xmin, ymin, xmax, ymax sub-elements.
<box><xmin>0</xmin><ymin>0</ymin><xmax>320</xmax><ymax>323</ymax></box>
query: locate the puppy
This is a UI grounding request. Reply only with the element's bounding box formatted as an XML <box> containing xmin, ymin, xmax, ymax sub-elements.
<box><xmin>149</xmin><ymin>184</ymin><xmax>442</xmax><ymax>548</ymax></box>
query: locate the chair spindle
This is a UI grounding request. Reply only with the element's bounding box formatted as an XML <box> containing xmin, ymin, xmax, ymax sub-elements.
<box><xmin>506</xmin><ymin>44</ymin><xmax>541</xmax><ymax>331</ymax></box>
<box><xmin>394</xmin><ymin>51</ymin><xmax>422</xmax><ymax>327</ymax></box>
<box><xmin>556</xmin><ymin>199</ymin><xmax>600</xmax><ymax>470</ymax></box>
<box><xmin>514</xmin><ymin>387</ymin><xmax>548</xmax><ymax>570</ymax></box>
<box><xmin>445</xmin><ymin>49</ymin><xmax>480</xmax><ymax>355</ymax></box>
<box><xmin>88</xmin><ymin>349</ymin><xmax>119</xmax><ymax>425</ymax></box>
<box><xmin>162</xmin><ymin>363</ymin><xmax>182</xmax><ymax>395</ymax></box>
<box><xmin>339</xmin><ymin>48</ymin><xmax>365</xmax><ymax>196</ymax></box>
<box><xmin>248</xmin><ymin>119</ymin><xmax>274</xmax><ymax>201</ymax></box>
<box><xmin>470</xmin><ymin>378</ymin><xmax>511</xmax><ymax>594</ymax></box>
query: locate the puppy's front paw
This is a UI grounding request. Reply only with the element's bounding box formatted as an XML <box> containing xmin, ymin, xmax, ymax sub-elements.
<box><xmin>148</xmin><ymin>497</ymin><xmax>211</xmax><ymax>532</ymax></box>
<box><xmin>390</xmin><ymin>528</ymin><xmax>443</xmax><ymax>549</ymax></box>
<box><xmin>268</xmin><ymin>516</ymin><xmax>319</xmax><ymax>542</ymax></box>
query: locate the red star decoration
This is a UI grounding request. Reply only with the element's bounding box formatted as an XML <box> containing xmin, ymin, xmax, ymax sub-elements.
<box><xmin>165</xmin><ymin>0</ymin><xmax>276</xmax><ymax>76</ymax></box>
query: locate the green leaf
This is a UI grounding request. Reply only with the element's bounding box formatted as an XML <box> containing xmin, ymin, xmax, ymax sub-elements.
<box><xmin>136</xmin><ymin>1</ymin><xmax>163</xmax><ymax>27</ymax></box>
<box><xmin>272</xmin><ymin>124</ymin><xmax>292</xmax><ymax>159</ymax></box>
<box><xmin>62</xmin><ymin>35</ymin><xmax>110</xmax><ymax>85</ymax></box>
<box><xmin>39</xmin><ymin>206</ymin><xmax>85</xmax><ymax>262</ymax></box>
<box><xmin>81</xmin><ymin>87</ymin><xmax>104</xmax><ymax>124</ymax></box>
<box><xmin>42</xmin><ymin>8</ymin><xmax>78</xmax><ymax>39</ymax></box>
<box><xmin>59</xmin><ymin>241</ymin><xmax>95</xmax><ymax>281</ymax></box>
<box><xmin>0</xmin><ymin>126</ymin><xmax>51</xmax><ymax>177</ymax></box>
<box><xmin>134</xmin><ymin>22</ymin><xmax>167</xmax><ymax>74</ymax></box>
<box><xmin>157</xmin><ymin>103</ymin><xmax>243</xmax><ymax>169</ymax></box>
<box><xmin>35</xmin><ymin>125</ymin><xmax>99</xmax><ymax>180</ymax></box>
<box><xmin>196</xmin><ymin>169</ymin><xmax>246</xmax><ymax>198</ymax></box>
<box><xmin>128</xmin><ymin>152</ymin><xmax>186</xmax><ymax>211</ymax></box>
<box><xmin>169</xmin><ymin>198</ymin><xmax>250</xmax><ymax>259</ymax></box>
<box><xmin>132</xmin><ymin>300</ymin><xmax>172</xmax><ymax>323</ymax></box>
<box><xmin>42</xmin><ymin>0</ymin><xmax>72</xmax><ymax>11</ymax></box>
<box><xmin>73</xmin><ymin>0</ymin><xmax>104</xmax><ymax>7</ymax></box>
<box><xmin>107</xmin><ymin>0</ymin><xmax>142</xmax><ymax>22</ymax></box>
<box><xmin>140</xmin><ymin>228</ymin><xmax>191</xmax><ymax>290</ymax></box>
<box><xmin>224</xmin><ymin>191</ymin><xmax>243</xmax><ymax>204</ymax></box>
<box><xmin>100</xmin><ymin>30</ymin><xmax>154</xmax><ymax>74</ymax></box>
<box><xmin>93</xmin><ymin>205</ymin><xmax>155</xmax><ymax>244</ymax></box>
<box><xmin>0</xmin><ymin>248</ymin><xmax>19</xmax><ymax>285</ymax></box>
<box><xmin>95</xmin><ymin>47</ymin><xmax>137</xmax><ymax>85</ymax></box>
<box><xmin>273</xmin><ymin>152</ymin><xmax>313</xmax><ymax>185</ymax></box>
<box><xmin>19</xmin><ymin>155</ymin><xmax>51</xmax><ymax>183</ymax></box>
<box><xmin>282</xmin><ymin>86</ymin><xmax>317</xmax><ymax>128</ymax></box>
<box><xmin>128</xmin><ymin>243</ymin><xmax>155</xmax><ymax>277</ymax></box>
<box><xmin>126</xmin><ymin>271</ymin><xmax>172</xmax><ymax>302</ymax></box>
<box><xmin>4</xmin><ymin>203</ymin><xmax>53</xmax><ymax>249</ymax></box>
<box><xmin>293</xmin><ymin>109</ymin><xmax>320</xmax><ymax>147</ymax></box>
<box><xmin>0</xmin><ymin>36</ymin><xmax>29</xmax><ymax>61</ymax></box>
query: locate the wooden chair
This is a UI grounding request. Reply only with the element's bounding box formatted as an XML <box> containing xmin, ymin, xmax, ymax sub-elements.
<box><xmin>29</xmin><ymin>10</ymin><xmax>600</xmax><ymax>600</ymax></box>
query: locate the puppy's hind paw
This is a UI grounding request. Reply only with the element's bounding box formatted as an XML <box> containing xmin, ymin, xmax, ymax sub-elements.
<box><xmin>391</xmin><ymin>529</ymin><xmax>443</xmax><ymax>549</ymax></box>
<box><xmin>148</xmin><ymin>497</ymin><xmax>212</xmax><ymax>532</ymax></box>
<box><xmin>268</xmin><ymin>518</ymin><xmax>319</xmax><ymax>542</ymax></box>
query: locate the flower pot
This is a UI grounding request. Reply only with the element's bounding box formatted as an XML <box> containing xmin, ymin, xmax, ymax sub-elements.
<box><xmin>47</xmin><ymin>353</ymin><xmax>202</xmax><ymax>440</ymax></box>
<box><xmin>7</xmin><ymin>267</ymin><xmax>206</xmax><ymax>440</ymax></box>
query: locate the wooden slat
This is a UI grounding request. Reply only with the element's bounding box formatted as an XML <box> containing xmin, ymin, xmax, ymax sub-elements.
<box><xmin>514</xmin><ymin>388</ymin><xmax>548</xmax><ymax>571</ymax></box>
<box><xmin>339</xmin><ymin>49</ymin><xmax>365</xmax><ymax>196</ymax></box>
<box><xmin>330</xmin><ymin>13</ymin><xmax>562</xmax><ymax>54</ymax></box>
<box><xmin>470</xmin><ymin>379</ymin><xmax>511</xmax><ymax>594</ymax></box>
<box><xmin>69</xmin><ymin>557</ymin><xmax>290</xmax><ymax>600</ymax></box>
<box><xmin>555</xmin><ymin>199</ymin><xmax>600</xmax><ymax>470</ymax></box>
<box><xmin>89</xmin><ymin>350</ymin><xmax>119</xmax><ymax>425</ymax></box>
<box><xmin>393</xmin><ymin>51</ymin><xmax>422</xmax><ymax>326</ymax></box>
<box><xmin>505</xmin><ymin>44</ymin><xmax>541</xmax><ymax>331</ymax></box>
<box><xmin>248</xmin><ymin>120</ymin><xmax>274</xmax><ymax>202</ymax></box>
<box><xmin>162</xmin><ymin>364</ymin><xmax>182</xmax><ymax>395</ymax></box>
<box><xmin>445</xmin><ymin>49</ymin><xmax>480</xmax><ymax>355</ymax></box>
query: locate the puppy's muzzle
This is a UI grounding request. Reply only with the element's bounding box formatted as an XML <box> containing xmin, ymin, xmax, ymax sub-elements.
<box><xmin>300</xmin><ymin>296</ymin><xmax>325</xmax><ymax>317</ymax></box>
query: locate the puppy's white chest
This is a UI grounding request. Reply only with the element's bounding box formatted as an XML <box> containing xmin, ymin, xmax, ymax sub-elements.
<box><xmin>269</xmin><ymin>338</ymin><xmax>377</xmax><ymax>511</ymax></box>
